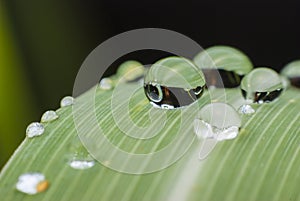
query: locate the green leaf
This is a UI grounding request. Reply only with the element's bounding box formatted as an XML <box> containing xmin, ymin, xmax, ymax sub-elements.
<box><xmin>0</xmin><ymin>81</ymin><xmax>299</xmax><ymax>201</ymax></box>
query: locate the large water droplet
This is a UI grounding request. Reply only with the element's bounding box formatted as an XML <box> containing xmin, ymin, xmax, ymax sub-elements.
<box><xmin>41</xmin><ymin>110</ymin><xmax>58</xmax><ymax>123</ymax></box>
<box><xmin>99</xmin><ymin>77</ymin><xmax>113</xmax><ymax>90</ymax></box>
<box><xmin>67</xmin><ymin>137</ymin><xmax>95</xmax><ymax>170</ymax></box>
<box><xmin>193</xmin><ymin>46</ymin><xmax>253</xmax><ymax>88</ymax></box>
<box><xmin>26</xmin><ymin>122</ymin><xmax>45</xmax><ymax>138</ymax></box>
<box><xmin>241</xmin><ymin>68</ymin><xmax>283</xmax><ymax>103</ymax></box>
<box><xmin>60</xmin><ymin>96</ymin><xmax>74</xmax><ymax>107</ymax></box>
<box><xmin>281</xmin><ymin>60</ymin><xmax>300</xmax><ymax>88</ymax></box>
<box><xmin>144</xmin><ymin>56</ymin><xmax>206</xmax><ymax>109</ymax></box>
<box><xmin>194</xmin><ymin>103</ymin><xmax>241</xmax><ymax>141</ymax></box>
<box><xmin>117</xmin><ymin>60</ymin><xmax>145</xmax><ymax>82</ymax></box>
<box><xmin>16</xmin><ymin>173</ymin><xmax>48</xmax><ymax>195</ymax></box>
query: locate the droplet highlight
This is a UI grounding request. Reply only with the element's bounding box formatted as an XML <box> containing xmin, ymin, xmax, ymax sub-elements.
<box><xmin>144</xmin><ymin>56</ymin><xmax>206</xmax><ymax>109</ymax></box>
<box><xmin>281</xmin><ymin>60</ymin><xmax>300</xmax><ymax>88</ymax></box>
<box><xmin>241</xmin><ymin>68</ymin><xmax>283</xmax><ymax>103</ymax></box>
<box><xmin>60</xmin><ymin>96</ymin><xmax>74</xmax><ymax>107</ymax></box>
<box><xmin>67</xmin><ymin>137</ymin><xmax>95</xmax><ymax>170</ymax></box>
<box><xmin>99</xmin><ymin>77</ymin><xmax>113</xmax><ymax>90</ymax></box>
<box><xmin>26</xmin><ymin>122</ymin><xmax>44</xmax><ymax>138</ymax></box>
<box><xmin>41</xmin><ymin>110</ymin><xmax>58</xmax><ymax>123</ymax></box>
<box><xmin>16</xmin><ymin>173</ymin><xmax>48</xmax><ymax>195</ymax></box>
<box><xmin>238</xmin><ymin>104</ymin><xmax>255</xmax><ymax>115</ymax></box>
<box><xmin>193</xmin><ymin>46</ymin><xmax>253</xmax><ymax>88</ymax></box>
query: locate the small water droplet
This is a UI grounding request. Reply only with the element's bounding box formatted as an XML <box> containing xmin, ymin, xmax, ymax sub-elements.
<box><xmin>16</xmin><ymin>173</ymin><xmax>48</xmax><ymax>195</ymax></box>
<box><xmin>117</xmin><ymin>60</ymin><xmax>145</xmax><ymax>82</ymax></box>
<box><xmin>60</xmin><ymin>96</ymin><xmax>74</xmax><ymax>107</ymax></box>
<box><xmin>281</xmin><ymin>60</ymin><xmax>300</xmax><ymax>88</ymax></box>
<box><xmin>241</xmin><ymin>68</ymin><xmax>283</xmax><ymax>103</ymax></box>
<box><xmin>238</xmin><ymin>104</ymin><xmax>255</xmax><ymax>115</ymax></box>
<box><xmin>26</xmin><ymin>122</ymin><xmax>44</xmax><ymax>138</ymax></box>
<box><xmin>41</xmin><ymin>110</ymin><xmax>58</xmax><ymax>123</ymax></box>
<box><xmin>144</xmin><ymin>56</ymin><xmax>206</xmax><ymax>109</ymax></box>
<box><xmin>99</xmin><ymin>77</ymin><xmax>113</xmax><ymax>90</ymax></box>
<box><xmin>67</xmin><ymin>137</ymin><xmax>95</xmax><ymax>170</ymax></box>
<box><xmin>194</xmin><ymin>103</ymin><xmax>241</xmax><ymax>160</ymax></box>
<box><xmin>193</xmin><ymin>46</ymin><xmax>253</xmax><ymax>88</ymax></box>
<box><xmin>69</xmin><ymin>160</ymin><xmax>95</xmax><ymax>170</ymax></box>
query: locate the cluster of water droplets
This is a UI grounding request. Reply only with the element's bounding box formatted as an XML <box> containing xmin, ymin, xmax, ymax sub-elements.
<box><xmin>18</xmin><ymin>45</ymin><xmax>299</xmax><ymax>193</ymax></box>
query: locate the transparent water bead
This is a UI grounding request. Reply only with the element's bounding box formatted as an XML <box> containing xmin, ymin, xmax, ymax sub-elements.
<box><xmin>117</xmin><ymin>60</ymin><xmax>145</xmax><ymax>82</ymax></box>
<box><xmin>26</xmin><ymin>122</ymin><xmax>44</xmax><ymax>138</ymax></box>
<box><xmin>144</xmin><ymin>56</ymin><xmax>206</xmax><ymax>109</ymax></box>
<box><xmin>193</xmin><ymin>46</ymin><xmax>253</xmax><ymax>88</ymax></box>
<box><xmin>60</xmin><ymin>96</ymin><xmax>74</xmax><ymax>107</ymax></box>
<box><xmin>99</xmin><ymin>77</ymin><xmax>113</xmax><ymax>90</ymax></box>
<box><xmin>281</xmin><ymin>60</ymin><xmax>300</xmax><ymax>88</ymax></box>
<box><xmin>194</xmin><ymin>103</ymin><xmax>241</xmax><ymax>141</ymax></box>
<box><xmin>67</xmin><ymin>137</ymin><xmax>95</xmax><ymax>170</ymax></box>
<box><xmin>16</xmin><ymin>173</ymin><xmax>49</xmax><ymax>195</ymax></box>
<box><xmin>41</xmin><ymin>110</ymin><xmax>58</xmax><ymax>122</ymax></box>
<box><xmin>241</xmin><ymin>68</ymin><xmax>284</xmax><ymax>103</ymax></box>
<box><xmin>238</xmin><ymin>104</ymin><xmax>255</xmax><ymax>115</ymax></box>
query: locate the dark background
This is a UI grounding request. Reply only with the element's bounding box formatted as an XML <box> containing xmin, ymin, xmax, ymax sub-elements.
<box><xmin>0</xmin><ymin>0</ymin><xmax>299</xmax><ymax>167</ymax></box>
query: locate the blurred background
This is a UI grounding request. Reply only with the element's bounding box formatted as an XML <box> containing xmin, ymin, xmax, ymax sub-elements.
<box><xmin>0</xmin><ymin>0</ymin><xmax>299</xmax><ymax>168</ymax></box>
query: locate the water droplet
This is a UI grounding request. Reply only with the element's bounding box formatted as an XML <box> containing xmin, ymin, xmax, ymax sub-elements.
<box><xmin>16</xmin><ymin>173</ymin><xmax>48</xmax><ymax>195</ymax></box>
<box><xmin>69</xmin><ymin>160</ymin><xmax>95</xmax><ymax>170</ymax></box>
<box><xmin>281</xmin><ymin>60</ymin><xmax>300</xmax><ymax>88</ymax></box>
<box><xmin>193</xmin><ymin>46</ymin><xmax>253</xmax><ymax>88</ymax></box>
<box><xmin>194</xmin><ymin>103</ymin><xmax>241</xmax><ymax>141</ymax></box>
<box><xmin>41</xmin><ymin>110</ymin><xmax>58</xmax><ymax>123</ymax></box>
<box><xmin>26</xmin><ymin>122</ymin><xmax>44</xmax><ymax>138</ymax></box>
<box><xmin>241</xmin><ymin>68</ymin><xmax>283</xmax><ymax>103</ymax></box>
<box><xmin>99</xmin><ymin>77</ymin><xmax>113</xmax><ymax>90</ymax></box>
<box><xmin>238</xmin><ymin>104</ymin><xmax>255</xmax><ymax>115</ymax></box>
<box><xmin>67</xmin><ymin>137</ymin><xmax>95</xmax><ymax>170</ymax></box>
<box><xmin>144</xmin><ymin>56</ymin><xmax>206</xmax><ymax>109</ymax></box>
<box><xmin>194</xmin><ymin>103</ymin><xmax>241</xmax><ymax>160</ymax></box>
<box><xmin>60</xmin><ymin>96</ymin><xmax>74</xmax><ymax>107</ymax></box>
<box><xmin>117</xmin><ymin>60</ymin><xmax>145</xmax><ymax>82</ymax></box>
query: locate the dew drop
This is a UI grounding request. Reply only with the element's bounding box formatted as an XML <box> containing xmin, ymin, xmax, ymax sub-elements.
<box><xmin>144</xmin><ymin>56</ymin><xmax>206</xmax><ymax>109</ymax></box>
<box><xmin>67</xmin><ymin>137</ymin><xmax>95</xmax><ymax>170</ymax></box>
<box><xmin>195</xmin><ymin>103</ymin><xmax>241</xmax><ymax>160</ymax></box>
<box><xmin>60</xmin><ymin>96</ymin><xmax>74</xmax><ymax>107</ymax></box>
<box><xmin>16</xmin><ymin>173</ymin><xmax>48</xmax><ymax>195</ymax></box>
<box><xmin>41</xmin><ymin>110</ymin><xmax>58</xmax><ymax>123</ymax></box>
<box><xmin>193</xmin><ymin>46</ymin><xmax>253</xmax><ymax>88</ymax></box>
<box><xmin>69</xmin><ymin>160</ymin><xmax>95</xmax><ymax>170</ymax></box>
<box><xmin>281</xmin><ymin>60</ymin><xmax>300</xmax><ymax>88</ymax></box>
<box><xmin>99</xmin><ymin>77</ymin><xmax>113</xmax><ymax>90</ymax></box>
<box><xmin>26</xmin><ymin>122</ymin><xmax>44</xmax><ymax>138</ymax></box>
<box><xmin>194</xmin><ymin>103</ymin><xmax>241</xmax><ymax>141</ymax></box>
<box><xmin>241</xmin><ymin>68</ymin><xmax>283</xmax><ymax>103</ymax></box>
<box><xmin>117</xmin><ymin>60</ymin><xmax>145</xmax><ymax>82</ymax></box>
<box><xmin>238</xmin><ymin>104</ymin><xmax>255</xmax><ymax>115</ymax></box>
